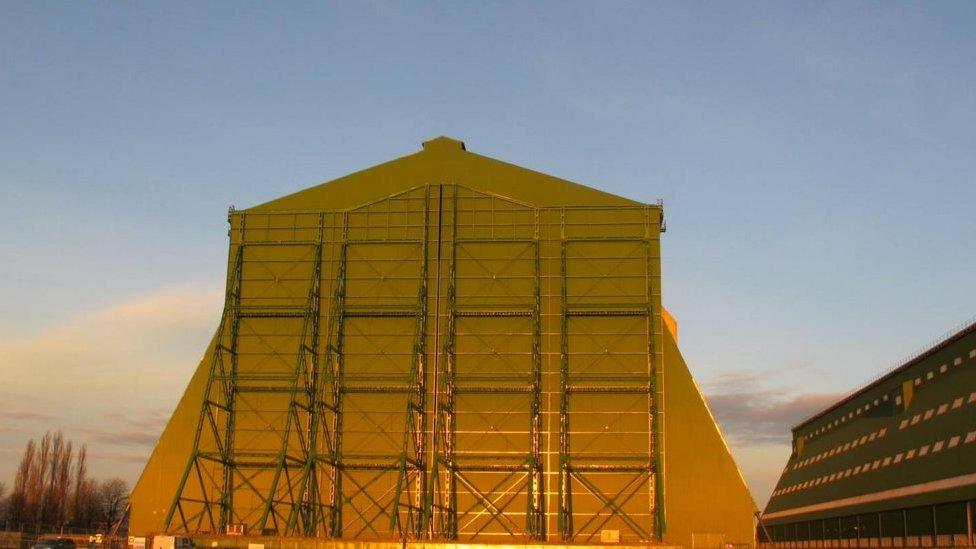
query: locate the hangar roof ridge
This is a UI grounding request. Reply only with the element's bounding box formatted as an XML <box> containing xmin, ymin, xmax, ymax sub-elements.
<box><xmin>247</xmin><ymin>136</ymin><xmax>650</xmax><ymax>211</ymax></box>
<box><xmin>792</xmin><ymin>315</ymin><xmax>976</xmax><ymax>432</ymax></box>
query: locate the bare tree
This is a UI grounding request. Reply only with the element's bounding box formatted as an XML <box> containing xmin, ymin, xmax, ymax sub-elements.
<box><xmin>97</xmin><ymin>479</ymin><xmax>128</xmax><ymax>531</ymax></box>
<box><xmin>49</xmin><ymin>437</ymin><xmax>73</xmax><ymax>526</ymax></box>
<box><xmin>30</xmin><ymin>432</ymin><xmax>52</xmax><ymax>526</ymax></box>
<box><xmin>73</xmin><ymin>478</ymin><xmax>100</xmax><ymax>530</ymax></box>
<box><xmin>39</xmin><ymin>432</ymin><xmax>65</xmax><ymax>526</ymax></box>
<box><xmin>71</xmin><ymin>445</ymin><xmax>88</xmax><ymax>526</ymax></box>
<box><xmin>0</xmin><ymin>481</ymin><xmax>8</xmax><ymax>523</ymax></box>
<box><xmin>6</xmin><ymin>438</ymin><xmax>36</xmax><ymax>525</ymax></box>
<box><xmin>5</xmin><ymin>434</ymin><xmax>128</xmax><ymax>532</ymax></box>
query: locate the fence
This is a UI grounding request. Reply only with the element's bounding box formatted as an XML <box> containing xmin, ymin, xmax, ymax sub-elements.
<box><xmin>0</xmin><ymin>523</ymin><xmax>126</xmax><ymax>549</ymax></box>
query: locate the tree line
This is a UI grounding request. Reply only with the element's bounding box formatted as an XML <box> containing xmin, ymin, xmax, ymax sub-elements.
<box><xmin>0</xmin><ymin>432</ymin><xmax>129</xmax><ymax>533</ymax></box>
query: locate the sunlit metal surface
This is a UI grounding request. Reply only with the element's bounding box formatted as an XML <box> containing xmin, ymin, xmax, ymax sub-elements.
<box><xmin>130</xmin><ymin>138</ymin><xmax>755</xmax><ymax>548</ymax></box>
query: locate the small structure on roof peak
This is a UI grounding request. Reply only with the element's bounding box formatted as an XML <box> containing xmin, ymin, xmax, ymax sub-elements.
<box><xmin>422</xmin><ymin>135</ymin><xmax>466</xmax><ymax>152</ymax></box>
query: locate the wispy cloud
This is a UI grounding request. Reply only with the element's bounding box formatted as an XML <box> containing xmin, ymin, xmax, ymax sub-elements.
<box><xmin>0</xmin><ymin>406</ymin><xmax>56</xmax><ymax>422</ymax></box>
<box><xmin>83</xmin><ymin>429</ymin><xmax>160</xmax><ymax>447</ymax></box>
<box><xmin>0</xmin><ymin>282</ymin><xmax>221</xmax><ymax>484</ymax></box>
<box><xmin>99</xmin><ymin>410</ymin><xmax>171</xmax><ymax>431</ymax></box>
<box><xmin>86</xmin><ymin>450</ymin><xmax>156</xmax><ymax>465</ymax></box>
<box><xmin>78</xmin><ymin>410</ymin><xmax>169</xmax><ymax>447</ymax></box>
<box><xmin>0</xmin><ymin>282</ymin><xmax>220</xmax><ymax>403</ymax></box>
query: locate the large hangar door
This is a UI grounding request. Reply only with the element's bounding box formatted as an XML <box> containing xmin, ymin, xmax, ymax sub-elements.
<box><xmin>558</xmin><ymin>208</ymin><xmax>663</xmax><ymax>543</ymax></box>
<box><xmin>433</xmin><ymin>185</ymin><xmax>545</xmax><ymax>541</ymax></box>
<box><xmin>324</xmin><ymin>187</ymin><xmax>432</xmax><ymax>539</ymax></box>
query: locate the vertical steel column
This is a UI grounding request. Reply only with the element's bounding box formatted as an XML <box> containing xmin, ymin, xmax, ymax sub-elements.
<box><xmin>527</xmin><ymin>210</ymin><xmax>545</xmax><ymax>540</ymax></box>
<box><xmin>424</xmin><ymin>184</ymin><xmax>445</xmax><ymax>539</ymax></box>
<box><xmin>325</xmin><ymin>213</ymin><xmax>349</xmax><ymax>537</ymax></box>
<box><xmin>409</xmin><ymin>185</ymin><xmax>431</xmax><ymax>536</ymax></box>
<box><xmin>438</xmin><ymin>185</ymin><xmax>459</xmax><ymax>539</ymax></box>
<box><xmin>557</xmin><ymin>215</ymin><xmax>572</xmax><ymax>540</ymax></box>
<box><xmin>645</xmin><ymin>207</ymin><xmax>665</xmax><ymax>539</ymax></box>
<box><xmin>426</xmin><ymin>185</ymin><xmax>444</xmax><ymax>539</ymax></box>
<box><xmin>219</xmin><ymin>216</ymin><xmax>245</xmax><ymax>531</ymax></box>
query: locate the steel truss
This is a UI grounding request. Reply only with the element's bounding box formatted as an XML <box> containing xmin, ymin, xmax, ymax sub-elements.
<box><xmin>165</xmin><ymin>212</ymin><xmax>328</xmax><ymax>535</ymax></box>
<box><xmin>164</xmin><ymin>184</ymin><xmax>663</xmax><ymax>543</ymax></box>
<box><xmin>322</xmin><ymin>186</ymin><xmax>431</xmax><ymax>539</ymax></box>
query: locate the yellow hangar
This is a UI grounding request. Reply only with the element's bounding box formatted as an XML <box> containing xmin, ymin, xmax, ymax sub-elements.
<box><xmin>130</xmin><ymin>137</ymin><xmax>755</xmax><ymax>548</ymax></box>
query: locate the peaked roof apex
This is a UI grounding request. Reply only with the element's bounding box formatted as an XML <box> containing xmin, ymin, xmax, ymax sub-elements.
<box><xmin>422</xmin><ymin>136</ymin><xmax>466</xmax><ymax>153</ymax></box>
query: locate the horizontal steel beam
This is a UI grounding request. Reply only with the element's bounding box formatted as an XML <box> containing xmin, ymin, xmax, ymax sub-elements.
<box><xmin>455</xmin><ymin>309</ymin><xmax>534</xmax><ymax>317</ymax></box>
<box><xmin>566</xmin><ymin>385</ymin><xmax>651</xmax><ymax>393</ymax></box>
<box><xmin>566</xmin><ymin>309</ymin><xmax>648</xmax><ymax>317</ymax></box>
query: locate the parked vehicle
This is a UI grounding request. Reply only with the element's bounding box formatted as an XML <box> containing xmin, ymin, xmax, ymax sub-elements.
<box><xmin>34</xmin><ymin>539</ymin><xmax>77</xmax><ymax>549</ymax></box>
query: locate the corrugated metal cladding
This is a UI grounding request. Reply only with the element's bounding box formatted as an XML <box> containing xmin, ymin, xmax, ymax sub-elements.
<box><xmin>761</xmin><ymin>321</ymin><xmax>976</xmax><ymax>547</ymax></box>
<box><xmin>131</xmin><ymin>137</ymin><xmax>755</xmax><ymax>548</ymax></box>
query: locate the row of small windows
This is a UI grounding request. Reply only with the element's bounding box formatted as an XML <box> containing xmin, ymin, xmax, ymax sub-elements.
<box><xmin>803</xmin><ymin>346</ymin><xmax>975</xmax><ymax>443</ymax></box>
<box><xmin>791</xmin><ymin>428</ymin><xmax>888</xmax><ymax>471</ymax></box>
<box><xmin>759</xmin><ymin>500</ymin><xmax>974</xmax><ymax>546</ymax></box>
<box><xmin>772</xmin><ymin>426</ymin><xmax>976</xmax><ymax>497</ymax></box>
<box><xmin>898</xmin><ymin>391</ymin><xmax>976</xmax><ymax>429</ymax></box>
<box><xmin>791</xmin><ymin>388</ymin><xmax>976</xmax><ymax>475</ymax></box>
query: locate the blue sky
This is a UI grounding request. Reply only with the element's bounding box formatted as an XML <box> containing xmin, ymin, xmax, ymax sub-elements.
<box><xmin>1</xmin><ymin>2</ymin><xmax>974</xmax><ymax>507</ymax></box>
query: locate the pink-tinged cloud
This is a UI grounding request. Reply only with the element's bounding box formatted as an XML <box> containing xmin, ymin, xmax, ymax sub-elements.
<box><xmin>698</xmin><ymin>369</ymin><xmax>845</xmax><ymax>508</ymax></box>
<box><xmin>0</xmin><ymin>282</ymin><xmax>221</xmax><ymax>485</ymax></box>
<box><xmin>705</xmin><ymin>390</ymin><xmax>844</xmax><ymax>445</ymax></box>
<box><xmin>0</xmin><ymin>407</ymin><xmax>56</xmax><ymax>421</ymax></box>
<box><xmin>0</xmin><ymin>282</ymin><xmax>220</xmax><ymax>403</ymax></box>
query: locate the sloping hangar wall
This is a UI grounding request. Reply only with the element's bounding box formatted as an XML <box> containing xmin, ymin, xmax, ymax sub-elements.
<box><xmin>130</xmin><ymin>137</ymin><xmax>755</xmax><ymax>547</ymax></box>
